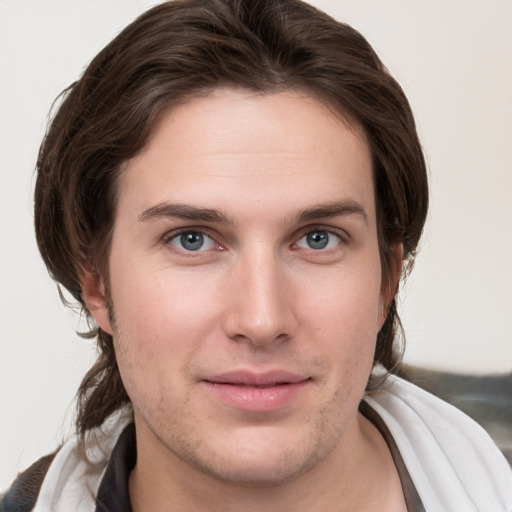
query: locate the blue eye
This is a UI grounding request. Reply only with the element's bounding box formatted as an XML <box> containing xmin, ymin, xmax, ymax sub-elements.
<box><xmin>296</xmin><ymin>230</ymin><xmax>341</xmax><ymax>250</ymax></box>
<box><xmin>169</xmin><ymin>231</ymin><xmax>216</xmax><ymax>252</ymax></box>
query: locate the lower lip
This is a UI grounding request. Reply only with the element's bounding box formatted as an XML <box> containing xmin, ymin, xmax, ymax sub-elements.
<box><xmin>204</xmin><ymin>380</ymin><xmax>309</xmax><ymax>412</ymax></box>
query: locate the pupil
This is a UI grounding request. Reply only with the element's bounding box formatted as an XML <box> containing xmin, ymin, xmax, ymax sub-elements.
<box><xmin>307</xmin><ymin>231</ymin><xmax>328</xmax><ymax>249</ymax></box>
<box><xmin>181</xmin><ymin>232</ymin><xmax>203</xmax><ymax>251</ymax></box>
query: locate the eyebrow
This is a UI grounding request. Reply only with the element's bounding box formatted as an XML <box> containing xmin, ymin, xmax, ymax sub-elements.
<box><xmin>139</xmin><ymin>202</ymin><xmax>232</xmax><ymax>223</ymax></box>
<box><xmin>138</xmin><ymin>199</ymin><xmax>367</xmax><ymax>225</ymax></box>
<box><xmin>295</xmin><ymin>200</ymin><xmax>368</xmax><ymax>224</ymax></box>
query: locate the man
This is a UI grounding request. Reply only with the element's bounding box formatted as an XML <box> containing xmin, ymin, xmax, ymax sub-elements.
<box><xmin>2</xmin><ymin>0</ymin><xmax>511</xmax><ymax>510</ymax></box>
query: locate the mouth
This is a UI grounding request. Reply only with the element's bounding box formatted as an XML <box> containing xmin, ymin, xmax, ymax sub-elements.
<box><xmin>215</xmin><ymin>382</ymin><xmax>293</xmax><ymax>388</ymax></box>
<box><xmin>202</xmin><ymin>370</ymin><xmax>311</xmax><ymax>412</ymax></box>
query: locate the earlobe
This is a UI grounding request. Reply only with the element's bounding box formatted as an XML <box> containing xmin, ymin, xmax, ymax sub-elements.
<box><xmin>80</xmin><ymin>265</ymin><xmax>114</xmax><ymax>335</ymax></box>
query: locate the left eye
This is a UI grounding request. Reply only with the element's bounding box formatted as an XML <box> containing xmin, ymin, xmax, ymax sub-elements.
<box><xmin>169</xmin><ymin>231</ymin><xmax>216</xmax><ymax>252</ymax></box>
<box><xmin>296</xmin><ymin>230</ymin><xmax>341</xmax><ymax>250</ymax></box>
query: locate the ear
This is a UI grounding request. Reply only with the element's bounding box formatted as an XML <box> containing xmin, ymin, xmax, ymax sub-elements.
<box><xmin>379</xmin><ymin>243</ymin><xmax>404</xmax><ymax>328</ymax></box>
<box><xmin>80</xmin><ymin>264</ymin><xmax>114</xmax><ymax>335</ymax></box>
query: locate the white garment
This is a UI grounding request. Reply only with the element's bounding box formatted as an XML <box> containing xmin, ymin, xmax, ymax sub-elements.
<box><xmin>365</xmin><ymin>375</ymin><xmax>512</xmax><ymax>511</ymax></box>
<box><xmin>33</xmin><ymin>376</ymin><xmax>512</xmax><ymax>511</ymax></box>
<box><xmin>33</xmin><ymin>411</ymin><xmax>132</xmax><ymax>512</ymax></box>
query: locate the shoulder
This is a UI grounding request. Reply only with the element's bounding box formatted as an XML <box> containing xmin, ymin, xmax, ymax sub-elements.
<box><xmin>1</xmin><ymin>410</ymin><xmax>133</xmax><ymax>512</ymax></box>
<box><xmin>364</xmin><ymin>374</ymin><xmax>512</xmax><ymax>511</ymax></box>
<box><xmin>0</xmin><ymin>453</ymin><xmax>57</xmax><ymax>512</ymax></box>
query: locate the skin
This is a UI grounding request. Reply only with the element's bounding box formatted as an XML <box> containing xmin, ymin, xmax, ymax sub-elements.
<box><xmin>83</xmin><ymin>89</ymin><xmax>406</xmax><ymax>511</ymax></box>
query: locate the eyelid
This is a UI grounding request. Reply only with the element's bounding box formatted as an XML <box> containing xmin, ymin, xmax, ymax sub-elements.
<box><xmin>159</xmin><ymin>224</ymin><xmax>350</xmax><ymax>254</ymax></box>
<box><xmin>161</xmin><ymin>227</ymin><xmax>223</xmax><ymax>253</ymax></box>
<box><xmin>295</xmin><ymin>231</ymin><xmax>341</xmax><ymax>249</ymax></box>
<box><xmin>293</xmin><ymin>224</ymin><xmax>349</xmax><ymax>243</ymax></box>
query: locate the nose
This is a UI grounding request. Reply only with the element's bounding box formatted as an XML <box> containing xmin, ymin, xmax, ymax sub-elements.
<box><xmin>223</xmin><ymin>249</ymin><xmax>296</xmax><ymax>347</ymax></box>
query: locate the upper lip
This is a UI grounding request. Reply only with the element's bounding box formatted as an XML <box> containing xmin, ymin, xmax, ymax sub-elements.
<box><xmin>203</xmin><ymin>370</ymin><xmax>310</xmax><ymax>386</ymax></box>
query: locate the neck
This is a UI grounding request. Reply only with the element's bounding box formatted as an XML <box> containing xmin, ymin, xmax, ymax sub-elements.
<box><xmin>128</xmin><ymin>413</ymin><xmax>406</xmax><ymax>512</ymax></box>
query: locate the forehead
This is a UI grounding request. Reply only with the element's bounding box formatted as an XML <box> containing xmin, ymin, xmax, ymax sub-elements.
<box><xmin>118</xmin><ymin>88</ymin><xmax>375</xmax><ymax>223</ymax></box>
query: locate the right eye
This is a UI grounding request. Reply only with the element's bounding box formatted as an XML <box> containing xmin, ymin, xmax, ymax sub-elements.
<box><xmin>167</xmin><ymin>231</ymin><xmax>217</xmax><ymax>252</ymax></box>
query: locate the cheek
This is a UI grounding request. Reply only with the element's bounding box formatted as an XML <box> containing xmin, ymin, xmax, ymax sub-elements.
<box><xmin>302</xmin><ymin>265</ymin><xmax>382</xmax><ymax>332</ymax></box>
<box><xmin>299</xmin><ymin>265</ymin><xmax>382</xmax><ymax>374</ymax></box>
<box><xmin>108</xmin><ymin>262</ymin><xmax>222</xmax><ymax>367</ymax></box>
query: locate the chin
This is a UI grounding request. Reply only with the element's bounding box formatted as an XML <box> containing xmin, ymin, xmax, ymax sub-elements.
<box><xmin>176</xmin><ymin>425</ymin><xmax>338</xmax><ymax>488</ymax></box>
<box><xmin>191</xmin><ymin>449</ymin><xmax>321</xmax><ymax>488</ymax></box>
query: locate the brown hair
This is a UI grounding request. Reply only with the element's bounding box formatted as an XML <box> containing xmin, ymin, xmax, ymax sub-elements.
<box><xmin>34</xmin><ymin>0</ymin><xmax>428</xmax><ymax>436</ymax></box>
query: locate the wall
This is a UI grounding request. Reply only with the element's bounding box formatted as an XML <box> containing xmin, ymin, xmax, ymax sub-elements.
<box><xmin>1</xmin><ymin>0</ymin><xmax>511</xmax><ymax>491</ymax></box>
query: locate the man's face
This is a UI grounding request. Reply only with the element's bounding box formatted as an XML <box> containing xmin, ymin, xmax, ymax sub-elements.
<box><xmin>89</xmin><ymin>89</ymin><xmax>388</xmax><ymax>485</ymax></box>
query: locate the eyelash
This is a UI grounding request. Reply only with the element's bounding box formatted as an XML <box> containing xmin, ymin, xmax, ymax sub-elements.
<box><xmin>161</xmin><ymin>226</ymin><xmax>348</xmax><ymax>255</ymax></box>
<box><xmin>162</xmin><ymin>229</ymin><xmax>221</xmax><ymax>254</ymax></box>
<box><xmin>294</xmin><ymin>229</ymin><xmax>342</xmax><ymax>251</ymax></box>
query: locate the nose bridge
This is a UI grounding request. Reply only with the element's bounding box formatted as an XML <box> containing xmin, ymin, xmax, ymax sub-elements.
<box><xmin>225</xmin><ymin>243</ymin><xmax>293</xmax><ymax>345</ymax></box>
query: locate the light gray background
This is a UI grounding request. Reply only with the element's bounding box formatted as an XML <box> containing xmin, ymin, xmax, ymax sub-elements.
<box><xmin>1</xmin><ymin>0</ymin><xmax>511</xmax><ymax>491</ymax></box>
